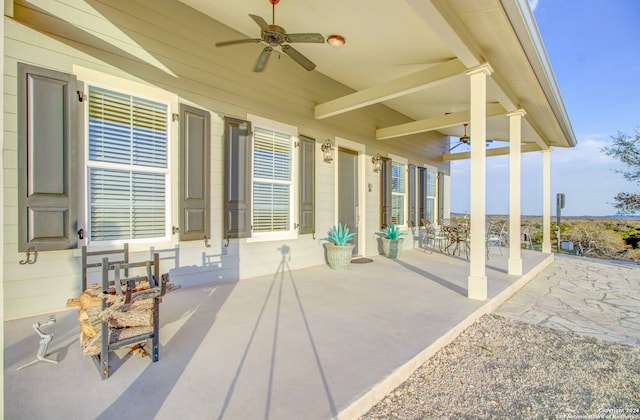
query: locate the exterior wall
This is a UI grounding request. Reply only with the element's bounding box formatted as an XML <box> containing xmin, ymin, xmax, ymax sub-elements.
<box><xmin>3</xmin><ymin>0</ymin><xmax>450</xmax><ymax>319</ymax></box>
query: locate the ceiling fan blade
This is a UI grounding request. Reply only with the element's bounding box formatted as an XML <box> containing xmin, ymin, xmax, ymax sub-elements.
<box><xmin>287</xmin><ymin>33</ymin><xmax>325</xmax><ymax>43</ymax></box>
<box><xmin>249</xmin><ymin>14</ymin><xmax>269</xmax><ymax>31</ymax></box>
<box><xmin>281</xmin><ymin>44</ymin><xmax>316</xmax><ymax>71</ymax></box>
<box><xmin>449</xmin><ymin>142</ymin><xmax>464</xmax><ymax>152</ymax></box>
<box><xmin>254</xmin><ymin>47</ymin><xmax>273</xmax><ymax>72</ymax></box>
<box><xmin>215</xmin><ymin>38</ymin><xmax>262</xmax><ymax>47</ymax></box>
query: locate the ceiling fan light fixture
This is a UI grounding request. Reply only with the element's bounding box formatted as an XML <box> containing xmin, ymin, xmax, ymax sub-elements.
<box><xmin>327</xmin><ymin>34</ymin><xmax>345</xmax><ymax>47</ymax></box>
<box><xmin>460</xmin><ymin>123</ymin><xmax>470</xmax><ymax>143</ymax></box>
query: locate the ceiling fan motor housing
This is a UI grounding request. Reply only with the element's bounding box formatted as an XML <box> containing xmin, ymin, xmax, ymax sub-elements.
<box><xmin>263</xmin><ymin>25</ymin><xmax>288</xmax><ymax>46</ymax></box>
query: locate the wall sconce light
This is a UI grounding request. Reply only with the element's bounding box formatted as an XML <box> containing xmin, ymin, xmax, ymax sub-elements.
<box><xmin>321</xmin><ymin>140</ymin><xmax>334</xmax><ymax>163</ymax></box>
<box><xmin>371</xmin><ymin>153</ymin><xmax>382</xmax><ymax>173</ymax></box>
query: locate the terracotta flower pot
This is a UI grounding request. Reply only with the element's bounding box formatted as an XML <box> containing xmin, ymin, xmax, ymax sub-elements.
<box><xmin>381</xmin><ymin>237</ymin><xmax>404</xmax><ymax>259</ymax></box>
<box><xmin>325</xmin><ymin>243</ymin><xmax>355</xmax><ymax>270</ymax></box>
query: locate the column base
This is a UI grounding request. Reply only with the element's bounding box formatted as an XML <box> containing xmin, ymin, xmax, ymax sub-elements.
<box><xmin>508</xmin><ymin>258</ymin><xmax>523</xmax><ymax>276</ymax></box>
<box><xmin>467</xmin><ymin>275</ymin><xmax>487</xmax><ymax>300</ymax></box>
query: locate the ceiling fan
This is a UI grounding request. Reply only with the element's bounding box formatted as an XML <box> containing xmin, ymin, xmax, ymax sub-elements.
<box><xmin>449</xmin><ymin>123</ymin><xmax>494</xmax><ymax>151</ymax></box>
<box><xmin>215</xmin><ymin>0</ymin><xmax>325</xmax><ymax>72</ymax></box>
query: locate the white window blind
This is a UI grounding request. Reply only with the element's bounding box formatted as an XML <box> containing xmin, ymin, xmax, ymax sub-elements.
<box><xmin>87</xmin><ymin>85</ymin><xmax>168</xmax><ymax>242</ymax></box>
<box><xmin>426</xmin><ymin>171</ymin><xmax>436</xmax><ymax>223</ymax></box>
<box><xmin>391</xmin><ymin>161</ymin><xmax>406</xmax><ymax>226</ymax></box>
<box><xmin>252</xmin><ymin>126</ymin><xmax>292</xmax><ymax>232</ymax></box>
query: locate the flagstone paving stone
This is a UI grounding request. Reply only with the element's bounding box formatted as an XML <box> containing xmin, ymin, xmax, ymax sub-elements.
<box><xmin>496</xmin><ymin>254</ymin><xmax>640</xmax><ymax>346</ymax></box>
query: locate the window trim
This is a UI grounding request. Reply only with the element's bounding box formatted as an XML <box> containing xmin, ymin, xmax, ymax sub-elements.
<box><xmin>426</xmin><ymin>169</ymin><xmax>437</xmax><ymax>224</ymax></box>
<box><xmin>78</xmin><ymin>74</ymin><xmax>176</xmax><ymax>247</ymax></box>
<box><xmin>246</xmin><ymin>114</ymin><xmax>298</xmax><ymax>243</ymax></box>
<box><xmin>419</xmin><ymin>164</ymin><xmax>438</xmax><ymax>225</ymax></box>
<box><xmin>389</xmin><ymin>154</ymin><xmax>408</xmax><ymax>228</ymax></box>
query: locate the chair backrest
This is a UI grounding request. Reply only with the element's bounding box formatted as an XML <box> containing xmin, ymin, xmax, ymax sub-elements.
<box><xmin>521</xmin><ymin>225</ymin><xmax>533</xmax><ymax>248</ymax></box>
<box><xmin>82</xmin><ymin>243</ymin><xmax>129</xmax><ymax>291</ymax></box>
<box><xmin>101</xmin><ymin>253</ymin><xmax>160</xmax><ymax>298</ymax></box>
<box><xmin>486</xmin><ymin>220</ymin><xmax>508</xmax><ymax>244</ymax></box>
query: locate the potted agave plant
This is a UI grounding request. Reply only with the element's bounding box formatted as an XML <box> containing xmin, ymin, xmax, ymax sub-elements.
<box><xmin>378</xmin><ymin>223</ymin><xmax>406</xmax><ymax>259</ymax></box>
<box><xmin>322</xmin><ymin>223</ymin><xmax>356</xmax><ymax>270</ymax></box>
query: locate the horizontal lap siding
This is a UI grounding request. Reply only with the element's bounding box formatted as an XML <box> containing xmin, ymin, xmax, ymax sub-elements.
<box><xmin>4</xmin><ymin>0</ymin><xmax>449</xmax><ymax>318</ymax></box>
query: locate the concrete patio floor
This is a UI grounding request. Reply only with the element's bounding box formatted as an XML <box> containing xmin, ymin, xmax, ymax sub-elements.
<box><xmin>4</xmin><ymin>247</ymin><xmax>552</xmax><ymax>419</ymax></box>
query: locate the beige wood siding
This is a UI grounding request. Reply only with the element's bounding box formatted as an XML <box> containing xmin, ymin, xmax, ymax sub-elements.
<box><xmin>4</xmin><ymin>0</ymin><xmax>450</xmax><ymax>318</ymax></box>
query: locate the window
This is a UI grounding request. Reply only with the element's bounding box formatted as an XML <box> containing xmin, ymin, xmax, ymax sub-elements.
<box><xmin>419</xmin><ymin>167</ymin><xmax>437</xmax><ymax>224</ymax></box>
<box><xmin>252</xmin><ymin>125</ymin><xmax>294</xmax><ymax>234</ymax></box>
<box><xmin>86</xmin><ymin>85</ymin><xmax>170</xmax><ymax>243</ymax></box>
<box><xmin>391</xmin><ymin>161</ymin><xmax>406</xmax><ymax>226</ymax></box>
<box><xmin>426</xmin><ymin>171</ymin><xmax>436</xmax><ymax>223</ymax></box>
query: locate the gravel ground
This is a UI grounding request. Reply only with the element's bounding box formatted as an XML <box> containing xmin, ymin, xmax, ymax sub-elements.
<box><xmin>360</xmin><ymin>314</ymin><xmax>640</xmax><ymax>419</ymax></box>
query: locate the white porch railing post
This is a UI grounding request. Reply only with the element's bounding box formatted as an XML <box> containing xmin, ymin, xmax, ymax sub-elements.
<box><xmin>542</xmin><ymin>149</ymin><xmax>552</xmax><ymax>253</ymax></box>
<box><xmin>466</xmin><ymin>63</ymin><xmax>493</xmax><ymax>300</ymax></box>
<box><xmin>508</xmin><ymin>110</ymin><xmax>525</xmax><ymax>275</ymax></box>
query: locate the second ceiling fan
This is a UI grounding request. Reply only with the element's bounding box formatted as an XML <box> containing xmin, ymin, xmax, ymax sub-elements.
<box><xmin>449</xmin><ymin>123</ymin><xmax>494</xmax><ymax>152</ymax></box>
<box><xmin>215</xmin><ymin>0</ymin><xmax>325</xmax><ymax>72</ymax></box>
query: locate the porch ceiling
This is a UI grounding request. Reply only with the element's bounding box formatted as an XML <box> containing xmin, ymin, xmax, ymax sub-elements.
<box><xmin>179</xmin><ymin>0</ymin><xmax>576</xmax><ymax>153</ymax></box>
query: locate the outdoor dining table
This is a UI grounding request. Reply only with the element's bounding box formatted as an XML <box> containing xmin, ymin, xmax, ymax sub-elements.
<box><xmin>442</xmin><ymin>224</ymin><xmax>470</xmax><ymax>259</ymax></box>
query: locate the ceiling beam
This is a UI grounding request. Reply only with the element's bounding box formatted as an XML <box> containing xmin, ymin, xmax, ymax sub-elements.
<box><xmin>376</xmin><ymin>103</ymin><xmax>505</xmax><ymax>140</ymax></box>
<box><xmin>407</xmin><ymin>0</ymin><xmax>482</xmax><ymax>68</ymax></box>
<box><xmin>441</xmin><ymin>143</ymin><xmax>542</xmax><ymax>161</ymax></box>
<box><xmin>409</xmin><ymin>0</ymin><xmax>557</xmax><ymax>149</ymax></box>
<box><xmin>314</xmin><ymin>58</ymin><xmax>465</xmax><ymax>119</ymax></box>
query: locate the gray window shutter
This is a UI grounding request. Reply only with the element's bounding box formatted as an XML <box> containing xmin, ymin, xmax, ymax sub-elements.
<box><xmin>224</xmin><ymin>117</ymin><xmax>252</xmax><ymax>239</ymax></box>
<box><xmin>380</xmin><ymin>157</ymin><xmax>392</xmax><ymax>229</ymax></box>
<box><xmin>438</xmin><ymin>171</ymin><xmax>445</xmax><ymax>221</ymax></box>
<box><xmin>179</xmin><ymin>104</ymin><xmax>210</xmax><ymax>241</ymax></box>
<box><xmin>18</xmin><ymin>63</ymin><xmax>77</xmax><ymax>252</ymax></box>
<box><xmin>298</xmin><ymin>135</ymin><xmax>315</xmax><ymax>234</ymax></box>
<box><xmin>419</xmin><ymin>167</ymin><xmax>428</xmax><ymax>225</ymax></box>
<box><xmin>409</xmin><ymin>164</ymin><xmax>416</xmax><ymax>227</ymax></box>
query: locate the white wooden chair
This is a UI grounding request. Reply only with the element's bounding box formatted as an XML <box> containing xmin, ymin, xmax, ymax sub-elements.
<box><xmin>486</xmin><ymin>220</ymin><xmax>508</xmax><ymax>259</ymax></box>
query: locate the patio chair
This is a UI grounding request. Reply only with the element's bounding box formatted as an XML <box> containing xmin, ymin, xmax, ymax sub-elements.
<box><xmin>82</xmin><ymin>243</ymin><xmax>129</xmax><ymax>291</ymax></box>
<box><xmin>91</xmin><ymin>253</ymin><xmax>168</xmax><ymax>379</ymax></box>
<box><xmin>521</xmin><ymin>225</ymin><xmax>533</xmax><ymax>249</ymax></box>
<box><xmin>486</xmin><ymin>220</ymin><xmax>507</xmax><ymax>259</ymax></box>
<box><xmin>421</xmin><ymin>219</ymin><xmax>448</xmax><ymax>253</ymax></box>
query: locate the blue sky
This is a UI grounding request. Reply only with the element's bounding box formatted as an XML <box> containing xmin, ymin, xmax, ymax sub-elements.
<box><xmin>450</xmin><ymin>0</ymin><xmax>640</xmax><ymax>216</ymax></box>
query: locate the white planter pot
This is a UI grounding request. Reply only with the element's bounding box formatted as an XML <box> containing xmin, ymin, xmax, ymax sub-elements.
<box><xmin>381</xmin><ymin>237</ymin><xmax>404</xmax><ymax>259</ymax></box>
<box><xmin>325</xmin><ymin>243</ymin><xmax>355</xmax><ymax>270</ymax></box>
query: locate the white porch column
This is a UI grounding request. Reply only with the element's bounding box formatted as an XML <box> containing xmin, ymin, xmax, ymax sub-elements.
<box><xmin>1</xmin><ymin>1</ymin><xmax>6</xmax><ymax>416</ymax></box>
<box><xmin>508</xmin><ymin>110</ymin><xmax>525</xmax><ymax>275</ymax></box>
<box><xmin>542</xmin><ymin>149</ymin><xmax>552</xmax><ymax>253</ymax></box>
<box><xmin>466</xmin><ymin>63</ymin><xmax>493</xmax><ymax>300</ymax></box>
<box><xmin>0</xmin><ymin>0</ymin><xmax>5</xmax><ymax>418</ymax></box>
